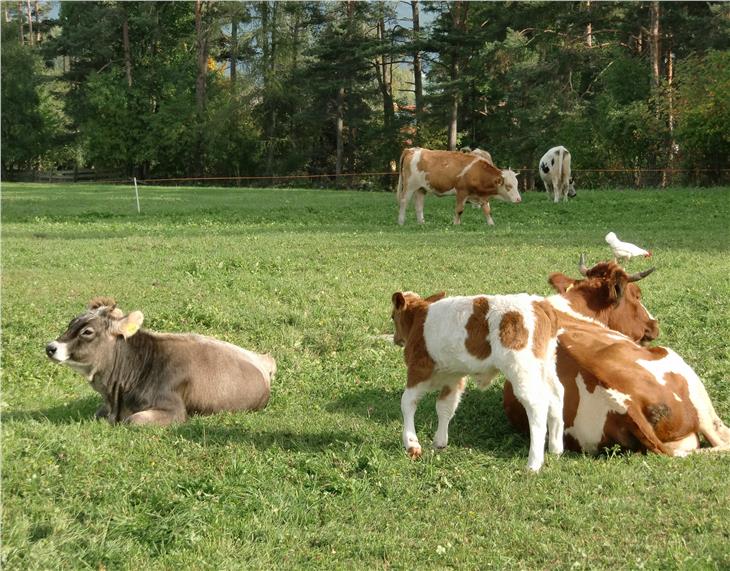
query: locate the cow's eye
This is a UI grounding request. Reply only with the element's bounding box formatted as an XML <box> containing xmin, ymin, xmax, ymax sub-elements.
<box><xmin>81</xmin><ymin>328</ymin><xmax>94</xmax><ymax>337</ymax></box>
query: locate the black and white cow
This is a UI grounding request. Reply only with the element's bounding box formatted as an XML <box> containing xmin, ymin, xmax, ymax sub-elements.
<box><xmin>539</xmin><ymin>146</ymin><xmax>575</xmax><ymax>203</ymax></box>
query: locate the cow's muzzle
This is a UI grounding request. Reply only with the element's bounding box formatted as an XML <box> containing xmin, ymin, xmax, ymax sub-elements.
<box><xmin>45</xmin><ymin>341</ymin><xmax>66</xmax><ymax>362</ymax></box>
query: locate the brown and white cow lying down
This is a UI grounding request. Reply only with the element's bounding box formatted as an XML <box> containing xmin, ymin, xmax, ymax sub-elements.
<box><xmin>397</xmin><ymin>147</ymin><xmax>521</xmax><ymax>226</ymax></box>
<box><xmin>503</xmin><ymin>259</ymin><xmax>730</xmax><ymax>455</ymax></box>
<box><xmin>45</xmin><ymin>298</ymin><xmax>275</xmax><ymax>426</ymax></box>
<box><xmin>391</xmin><ymin>290</ymin><xmax>562</xmax><ymax>471</ymax></box>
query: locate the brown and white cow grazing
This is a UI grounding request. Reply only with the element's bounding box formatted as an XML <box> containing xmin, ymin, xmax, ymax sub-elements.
<box><xmin>503</xmin><ymin>258</ymin><xmax>730</xmax><ymax>455</ymax></box>
<box><xmin>397</xmin><ymin>147</ymin><xmax>521</xmax><ymax>226</ymax></box>
<box><xmin>392</xmin><ymin>290</ymin><xmax>562</xmax><ymax>471</ymax></box>
<box><xmin>46</xmin><ymin>298</ymin><xmax>275</xmax><ymax>425</ymax></box>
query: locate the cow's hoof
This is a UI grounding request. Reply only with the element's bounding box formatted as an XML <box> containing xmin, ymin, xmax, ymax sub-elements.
<box><xmin>407</xmin><ymin>446</ymin><xmax>423</xmax><ymax>459</ymax></box>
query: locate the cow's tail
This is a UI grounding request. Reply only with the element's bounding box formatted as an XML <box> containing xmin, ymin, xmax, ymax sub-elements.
<box><xmin>556</xmin><ymin>147</ymin><xmax>565</xmax><ymax>193</ymax></box>
<box><xmin>396</xmin><ymin>150</ymin><xmax>407</xmax><ymax>203</ymax></box>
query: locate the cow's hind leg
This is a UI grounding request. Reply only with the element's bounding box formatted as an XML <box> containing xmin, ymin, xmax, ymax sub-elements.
<box><xmin>398</xmin><ymin>188</ymin><xmax>415</xmax><ymax>225</ymax></box>
<box><xmin>414</xmin><ymin>190</ymin><xmax>426</xmax><ymax>224</ymax></box>
<box><xmin>433</xmin><ymin>377</ymin><xmax>466</xmax><ymax>450</ymax></box>
<box><xmin>402</xmin><ymin>384</ymin><xmax>430</xmax><ymax>458</ymax></box>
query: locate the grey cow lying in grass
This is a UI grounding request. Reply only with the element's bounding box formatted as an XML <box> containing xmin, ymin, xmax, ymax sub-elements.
<box><xmin>46</xmin><ymin>298</ymin><xmax>275</xmax><ymax>425</ymax></box>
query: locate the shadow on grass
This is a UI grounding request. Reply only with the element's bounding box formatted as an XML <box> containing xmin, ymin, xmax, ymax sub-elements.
<box><xmin>171</xmin><ymin>424</ymin><xmax>365</xmax><ymax>452</ymax></box>
<box><xmin>328</xmin><ymin>384</ymin><xmax>530</xmax><ymax>460</ymax></box>
<box><xmin>3</xmin><ymin>396</ymin><xmax>100</xmax><ymax>424</ymax></box>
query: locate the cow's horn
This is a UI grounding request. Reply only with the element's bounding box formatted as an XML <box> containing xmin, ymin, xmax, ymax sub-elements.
<box><xmin>578</xmin><ymin>253</ymin><xmax>588</xmax><ymax>276</ymax></box>
<box><xmin>627</xmin><ymin>267</ymin><xmax>656</xmax><ymax>282</ymax></box>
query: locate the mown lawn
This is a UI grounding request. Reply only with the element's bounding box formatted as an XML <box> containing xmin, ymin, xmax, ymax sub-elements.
<box><xmin>2</xmin><ymin>182</ymin><xmax>729</xmax><ymax>570</ymax></box>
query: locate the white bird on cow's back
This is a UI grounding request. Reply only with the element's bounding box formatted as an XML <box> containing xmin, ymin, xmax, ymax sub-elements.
<box><xmin>605</xmin><ymin>232</ymin><xmax>652</xmax><ymax>262</ymax></box>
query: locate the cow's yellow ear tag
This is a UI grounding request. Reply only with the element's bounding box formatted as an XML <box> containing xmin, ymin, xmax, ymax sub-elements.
<box><xmin>120</xmin><ymin>311</ymin><xmax>144</xmax><ymax>339</ymax></box>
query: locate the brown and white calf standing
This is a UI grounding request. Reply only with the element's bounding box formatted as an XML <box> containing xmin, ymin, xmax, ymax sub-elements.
<box><xmin>46</xmin><ymin>298</ymin><xmax>275</xmax><ymax>425</ymax></box>
<box><xmin>391</xmin><ymin>291</ymin><xmax>562</xmax><ymax>471</ymax></box>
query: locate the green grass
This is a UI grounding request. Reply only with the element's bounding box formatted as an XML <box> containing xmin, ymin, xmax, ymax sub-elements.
<box><xmin>2</xmin><ymin>182</ymin><xmax>729</xmax><ymax>570</ymax></box>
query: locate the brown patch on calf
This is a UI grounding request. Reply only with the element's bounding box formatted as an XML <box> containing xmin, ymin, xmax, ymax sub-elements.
<box><xmin>391</xmin><ymin>292</ymin><xmax>440</xmax><ymax>388</ymax></box>
<box><xmin>531</xmin><ymin>301</ymin><xmax>557</xmax><ymax>358</ymax></box>
<box><xmin>439</xmin><ymin>386</ymin><xmax>452</xmax><ymax>400</ymax></box>
<box><xmin>465</xmin><ymin>297</ymin><xmax>491</xmax><ymax>359</ymax></box>
<box><xmin>404</xmin><ymin>312</ymin><xmax>434</xmax><ymax>387</ymax></box>
<box><xmin>499</xmin><ymin>311</ymin><xmax>528</xmax><ymax>351</ymax></box>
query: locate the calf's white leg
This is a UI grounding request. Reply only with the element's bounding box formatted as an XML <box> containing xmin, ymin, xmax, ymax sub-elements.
<box><xmin>507</xmin><ymin>362</ymin><xmax>551</xmax><ymax>471</ymax></box>
<box><xmin>402</xmin><ymin>384</ymin><xmax>429</xmax><ymax>458</ymax></box>
<box><xmin>433</xmin><ymin>378</ymin><xmax>466</xmax><ymax>449</ymax></box>
<box><xmin>546</xmin><ymin>369</ymin><xmax>565</xmax><ymax>455</ymax></box>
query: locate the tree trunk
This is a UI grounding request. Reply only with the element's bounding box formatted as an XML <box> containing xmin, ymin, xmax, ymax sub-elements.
<box><xmin>194</xmin><ymin>0</ymin><xmax>209</xmax><ymax>177</ymax></box>
<box><xmin>34</xmin><ymin>0</ymin><xmax>40</xmax><ymax>43</ymax></box>
<box><xmin>649</xmin><ymin>1</ymin><xmax>661</xmax><ymax>89</ymax></box>
<box><xmin>122</xmin><ymin>8</ymin><xmax>132</xmax><ymax>87</ymax></box>
<box><xmin>17</xmin><ymin>1</ymin><xmax>24</xmax><ymax>44</ymax></box>
<box><xmin>665</xmin><ymin>37</ymin><xmax>675</xmax><ymax>188</ymax></box>
<box><xmin>230</xmin><ymin>17</ymin><xmax>237</xmax><ymax>84</ymax></box>
<box><xmin>448</xmin><ymin>86</ymin><xmax>459</xmax><ymax>151</ymax></box>
<box><xmin>411</xmin><ymin>0</ymin><xmax>423</xmax><ymax>144</ymax></box>
<box><xmin>585</xmin><ymin>0</ymin><xmax>593</xmax><ymax>47</ymax></box>
<box><xmin>335</xmin><ymin>86</ymin><xmax>345</xmax><ymax>183</ymax></box>
<box><xmin>376</xmin><ymin>16</ymin><xmax>394</xmax><ymax>132</ymax></box>
<box><xmin>25</xmin><ymin>0</ymin><xmax>33</xmax><ymax>46</ymax></box>
<box><xmin>447</xmin><ymin>1</ymin><xmax>466</xmax><ymax>151</ymax></box>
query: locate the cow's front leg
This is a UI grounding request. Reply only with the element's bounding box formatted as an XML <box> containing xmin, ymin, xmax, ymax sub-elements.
<box><xmin>480</xmin><ymin>201</ymin><xmax>495</xmax><ymax>225</ymax></box>
<box><xmin>414</xmin><ymin>190</ymin><xmax>426</xmax><ymax>224</ymax></box>
<box><xmin>453</xmin><ymin>193</ymin><xmax>467</xmax><ymax>225</ymax></box>
<box><xmin>433</xmin><ymin>378</ymin><xmax>466</xmax><ymax>450</ymax></box>
<box><xmin>401</xmin><ymin>384</ymin><xmax>429</xmax><ymax>458</ymax></box>
<box><xmin>125</xmin><ymin>394</ymin><xmax>187</xmax><ymax>426</ymax></box>
<box><xmin>125</xmin><ymin>407</ymin><xmax>187</xmax><ymax>426</ymax></box>
<box><xmin>95</xmin><ymin>404</ymin><xmax>110</xmax><ymax>420</ymax></box>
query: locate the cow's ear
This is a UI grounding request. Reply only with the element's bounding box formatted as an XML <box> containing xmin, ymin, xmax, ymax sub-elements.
<box><xmin>114</xmin><ymin>311</ymin><xmax>144</xmax><ymax>339</ymax></box>
<box><xmin>392</xmin><ymin>292</ymin><xmax>406</xmax><ymax>310</ymax></box>
<box><xmin>610</xmin><ymin>281</ymin><xmax>624</xmax><ymax>303</ymax></box>
<box><xmin>607</xmin><ymin>269</ymin><xmax>628</xmax><ymax>303</ymax></box>
<box><xmin>548</xmin><ymin>273</ymin><xmax>576</xmax><ymax>294</ymax></box>
<box><xmin>425</xmin><ymin>291</ymin><xmax>446</xmax><ymax>303</ymax></box>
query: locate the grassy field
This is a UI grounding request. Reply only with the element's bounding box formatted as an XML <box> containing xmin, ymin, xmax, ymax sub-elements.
<box><xmin>2</xmin><ymin>182</ymin><xmax>730</xmax><ymax>570</ymax></box>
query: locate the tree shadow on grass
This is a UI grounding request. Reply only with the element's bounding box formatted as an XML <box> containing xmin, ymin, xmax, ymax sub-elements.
<box><xmin>3</xmin><ymin>396</ymin><xmax>100</xmax><ymax>424</ymax></box>
<box><xmin>327</xmin><ymin>383</ymin><xmax>531</xmax><ymax>460</ymax></box>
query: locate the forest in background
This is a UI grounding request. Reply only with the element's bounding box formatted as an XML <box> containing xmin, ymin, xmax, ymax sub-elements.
<box><xmin>2</xmin><ymin>1</ymin><xmax>729</xmax><ymax>188</ymax></box>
